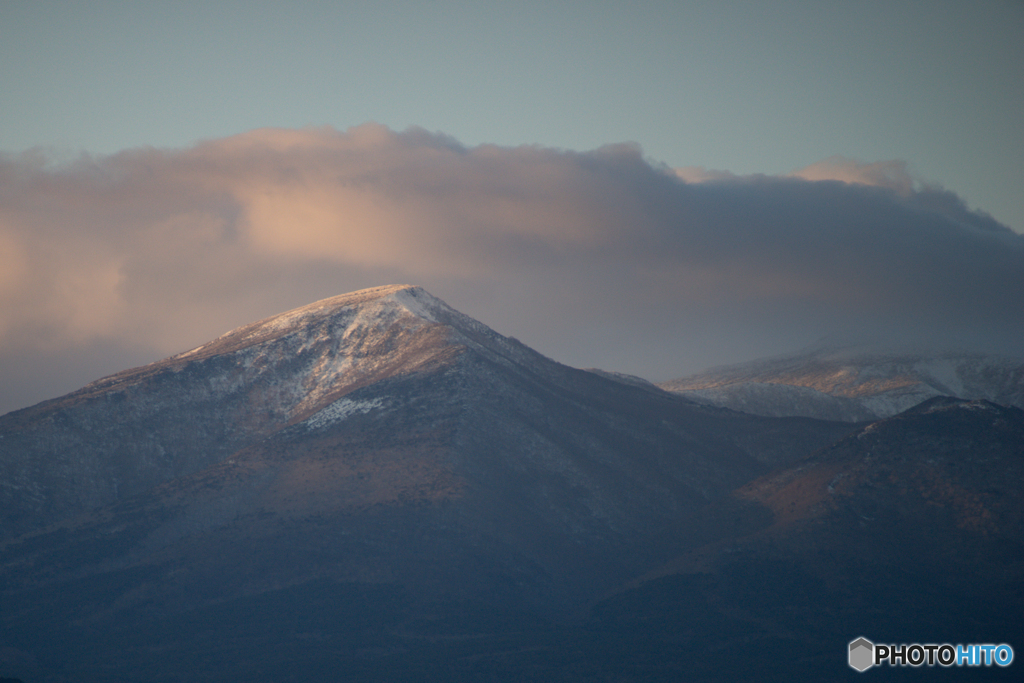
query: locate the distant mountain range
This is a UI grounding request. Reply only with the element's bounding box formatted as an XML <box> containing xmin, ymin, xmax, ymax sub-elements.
<box><xmin>1</xmin><ymin>286</ymin><xmax>1021</xmax><ymax>682</ymax></box>
<box><xmin>660</xmin><ymin>342</ymin><xmax>1024</xmax><ymax>421</ymax></box>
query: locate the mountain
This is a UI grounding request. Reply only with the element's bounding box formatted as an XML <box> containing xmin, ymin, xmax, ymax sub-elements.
<box><xmin>0</xmin><ymin>285</ymin><xmax>863</xmax><ymax>682</ymax></box>
<box><xmin>660</xmin><ymin>342</ymin><xmax>1024</xmax><ymax>421</ymax></box>
<box><xmin>3</xmin><ymin>289</ymin><xmax>1021</xmax><ymax>682</ymax></box>
<box><xmin>0</xmin><ymin>284</ymin><xmax>469</xmax><ymax>541</ymax></box>
<box><xmin>586</xmin><ymin>396</ymin><xmax>1024</xmax><ymax>680</ymax></box>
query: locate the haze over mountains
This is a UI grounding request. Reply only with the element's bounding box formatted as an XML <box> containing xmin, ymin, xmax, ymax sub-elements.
<box><xmin>1</xmin><ymin>286</ymin><xmax>1021</xmax><ymax>682</ymax></box>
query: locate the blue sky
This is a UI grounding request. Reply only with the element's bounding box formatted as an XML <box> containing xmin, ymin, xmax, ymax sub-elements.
<box><xmin>1</xmin><ymin>1</ymin><xmax>1023</xmax><ymax>414</ymax></box>
<box><xmin>3</xmin><ymin>1</ymin><xmax>1022</xmax><ymax>229</ymax></box>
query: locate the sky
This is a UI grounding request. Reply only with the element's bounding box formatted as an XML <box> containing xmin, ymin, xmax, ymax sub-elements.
<box><xmin>1</xmin><ymin>1</ymin><xmax>1023</xmax><ymax>415</ymax></box>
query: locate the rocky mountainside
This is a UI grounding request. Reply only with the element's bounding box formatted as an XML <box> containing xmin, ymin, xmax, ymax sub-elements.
<box><xmin>1</xmin><ymin>288</ymin><xmax>1020</xmax><ymax>682</ymax></box>
<box><xmin>660</xmin><ymin>342</ymin><xmax>1024</xmax><ymax>421</ymax></box>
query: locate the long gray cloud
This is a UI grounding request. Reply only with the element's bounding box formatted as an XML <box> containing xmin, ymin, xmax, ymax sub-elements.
<box><xmin>1</xmin><ymin>125</ymin><xmax>1022</xmax><ymax>414</ymax></box>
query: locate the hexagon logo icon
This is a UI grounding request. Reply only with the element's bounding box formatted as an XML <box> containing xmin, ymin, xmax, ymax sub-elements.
<box><xmin>849</xmin><ymin>637</ymin><xmax>874</xmax><ymax>672</ymax></box>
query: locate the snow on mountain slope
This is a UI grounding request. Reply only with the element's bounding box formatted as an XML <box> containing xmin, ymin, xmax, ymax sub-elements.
<box><xmin>91</xmin><ymin>284</ymin><xmax>509</xmax><ymax>421</ymax></box>
<box><xmin>661</xmin><ymin>343</ymin><xmax>1024</xmax><ymax>421</ymax></box>
<box><xmin>0</xmin><ymin>285</ymin><xmax>540</xmax><ymax>539</ymax></box>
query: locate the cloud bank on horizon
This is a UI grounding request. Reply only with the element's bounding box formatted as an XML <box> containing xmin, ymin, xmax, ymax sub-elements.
<box><xmin>1</xmin><ymin>125</ymin><xmax>1022</xmax><ymax>414</ymax></box>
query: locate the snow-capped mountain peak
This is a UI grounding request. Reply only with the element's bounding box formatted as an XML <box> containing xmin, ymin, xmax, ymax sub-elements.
<box><xmin>0</xmin><ymin>285</ymin><xmax>572</xmax><ymax>539</ymax></box>
<box><xmin>174</xmin><ymin>285</ymin><xmax>444</xmax><ymax>360</ymax></box>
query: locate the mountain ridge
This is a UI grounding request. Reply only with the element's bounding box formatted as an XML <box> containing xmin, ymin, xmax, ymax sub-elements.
<box><xmin>661</xmin><ymin>342</ymin><xmax>1024</xmax><ymax>421</ymax></box>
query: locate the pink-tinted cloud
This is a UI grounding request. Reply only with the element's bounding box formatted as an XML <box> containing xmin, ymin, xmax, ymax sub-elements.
<box><xmin>1</xmin><ymin>125</ymin><xmax>1022</xmax><ymax>414</ymax></box>
<box><xmin>790</xmin><ymin>155</ymin><xmax>915</xmax><ymax>195</ymax></box>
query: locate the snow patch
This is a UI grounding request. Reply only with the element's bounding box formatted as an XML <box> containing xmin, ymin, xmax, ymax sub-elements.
<box><xmin>175</xmin><ymin>345</ymin><xmax>207</xmax><ymax>359</ymax></box>
<box><xmin>304</xmin><ymin>397</ymin><xmax>385</xmax><ymax>430</ymax></box>
<box><xmin>857</xmin><ymin>423</ymin><xmax>879</xmax><ymax>438</ymax></box>
<box><xmin>256</xmin><ymin>307</ymin><xmax>323</xmax><ymax>335</ymax></box>
<box><xmin>393</xmin><ymin>287</ymin><xmax>440</xmax><ymax>323</ymax></box>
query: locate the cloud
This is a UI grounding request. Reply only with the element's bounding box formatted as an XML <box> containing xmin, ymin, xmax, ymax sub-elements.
<box><xmin>790</xmin><ymin>155</ymin><xmax>916</xmax><ymax>195</ymax></box>
<box><xmin>673</xmin><ymin>167</ymin><xmax>737</xmax><ymax>184</ymax></box>
<box><xmin>1</xmin><ymin>125</ymin><xmax>1022</xmax><ymax>414</ymax></box>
